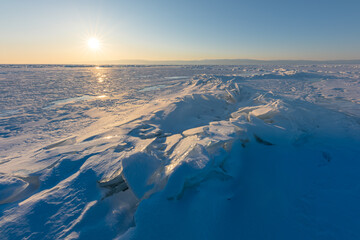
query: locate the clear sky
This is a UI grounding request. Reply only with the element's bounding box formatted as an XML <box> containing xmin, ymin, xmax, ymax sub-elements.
<box><xmin>1</xmin><ymin>0</ymin><xmax>359</xmax><ymax>64</ymax></box>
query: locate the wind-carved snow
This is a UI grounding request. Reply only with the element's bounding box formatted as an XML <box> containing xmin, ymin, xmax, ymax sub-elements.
<box><xmin>0</xmin><ymin>65</ymin><xmax>359</xmax><ymax>239</ymax></box>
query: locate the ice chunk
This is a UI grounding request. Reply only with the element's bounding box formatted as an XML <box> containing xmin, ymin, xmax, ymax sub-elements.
<box><xmin>121</xmin><ymin>153</ymin><xmax>161</xmax><ymax>199</ymax></box>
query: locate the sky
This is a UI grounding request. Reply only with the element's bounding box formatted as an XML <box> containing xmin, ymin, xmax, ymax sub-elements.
<box><xmin>1</xmin><ymin>0</ymin><xmax>359</xmax><ymax>64</ymax></box>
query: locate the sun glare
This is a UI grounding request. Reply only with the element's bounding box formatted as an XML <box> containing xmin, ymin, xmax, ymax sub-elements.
<box><xmin>88</xmin><ymin>37</ymin><xmax>100</xmax><ymax>50</ymax></box>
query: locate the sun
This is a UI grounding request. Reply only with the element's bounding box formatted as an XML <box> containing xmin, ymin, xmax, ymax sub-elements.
<box><xmin>87</xmin><ymin>37</ymin><xmax>100</xmax><ymax>50</ymax></box>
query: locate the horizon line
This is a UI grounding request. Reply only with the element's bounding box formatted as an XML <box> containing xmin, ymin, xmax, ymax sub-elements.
<box><xmin>2</xmin><ymin>58</ymin><xmax>360</xmax><ymax>65</ymax></box>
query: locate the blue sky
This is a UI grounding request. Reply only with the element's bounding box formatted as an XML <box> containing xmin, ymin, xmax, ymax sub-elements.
<box><xmin>1</xmin><ymin>0</ymin><xmax>359</xmax><ymax>63</ymax></box>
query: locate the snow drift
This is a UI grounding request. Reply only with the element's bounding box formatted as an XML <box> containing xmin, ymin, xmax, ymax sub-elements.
<box><xmin>0</xmin><ymin>65</ymin><xmax>359</xmax><ymax>239</ymax></box>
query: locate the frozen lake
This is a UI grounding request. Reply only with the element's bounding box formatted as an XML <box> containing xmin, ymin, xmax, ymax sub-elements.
<box><xmin>0</xmin><ymin>64</ymin><xmax>360</xmax><ymax>239</ymax></box>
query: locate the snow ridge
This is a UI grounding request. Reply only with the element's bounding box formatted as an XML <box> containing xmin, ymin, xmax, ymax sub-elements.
<box><xmin>0</xmin><ymin>67</ymin><xmax>359</xmax><ymax>239</ymax></box>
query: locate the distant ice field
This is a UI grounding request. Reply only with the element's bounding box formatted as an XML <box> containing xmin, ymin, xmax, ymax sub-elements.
<box><xmin>0</xmin><ymin>64</ymin><xmax>359</xmax><ymax>239</ymax></box>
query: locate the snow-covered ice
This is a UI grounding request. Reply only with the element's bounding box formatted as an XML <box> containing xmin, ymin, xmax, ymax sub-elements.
<box><xmin>0</xmin><ymin>64</ymin><xmax>359</xmax><ymax>239</ymax></box>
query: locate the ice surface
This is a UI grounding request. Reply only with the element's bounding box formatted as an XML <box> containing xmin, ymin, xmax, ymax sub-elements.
<box><xmin>0</xmin><ymin>64</ymin><xmax>359</xmax><ymax>239</ymax></box>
